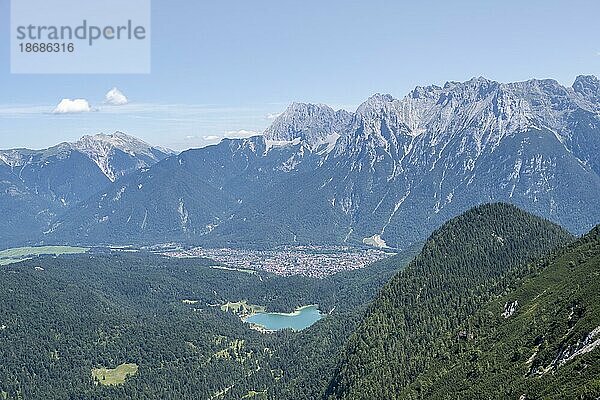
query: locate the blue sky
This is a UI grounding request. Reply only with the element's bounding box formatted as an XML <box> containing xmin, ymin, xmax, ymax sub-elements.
<box><xmin>0</xmin><ymin>0</ymin><xmax>599</xmax><ymax>150</ymax></box>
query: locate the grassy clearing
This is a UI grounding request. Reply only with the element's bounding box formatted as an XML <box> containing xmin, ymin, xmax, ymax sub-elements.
<box><xmin>185</xmin><ymin>341</ymin><xmax>198</xmax><ymax>351</ymax></box>
<box><xmin>92</xmin><ymin>363</ymin><xmax>138</xmax><ymax>386</ymax></box>
<box><xmin>0</xmin><ymin>246</ymin><xmax>89</xmax><ymax>266</ymax></box>
<box><xmin>213</xmin><ymin>339</ymin><xmax>250</xmax><ymax>361</ymax></box>
<box><xmin>0</xmin><ymin>258</ymin><xmax>30</xmax><ymax>266</ymax></box>
<box><xmin>210</xmin><ymin>385</ymin><xmax>234</xmax><ymax>399</ymax></box>
<box><xmin>213</xmin><ymin>335</ymin><xmax>227</xmax><ymax>346</ymax></box>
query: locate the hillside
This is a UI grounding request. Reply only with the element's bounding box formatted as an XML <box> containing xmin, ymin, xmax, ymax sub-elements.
<box><xmin>325</xmin><ymin>203</ymin><xmax>574</xmax><ymax>399</ymax></box>
<box><xmin>402</xmin><ymin>224</ymin><xmax>600</xmax><ymax>399</ymax></box>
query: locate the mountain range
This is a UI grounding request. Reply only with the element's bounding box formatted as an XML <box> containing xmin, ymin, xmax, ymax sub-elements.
<box><xmin>0</xmin><ymin>133</ymin><xmax>171</xmax><ymax>247</ymax></box>
<box><xmin>2</xmin><ymin>75</ymin><xmax>599</xmax><ymax>249</ymax></box>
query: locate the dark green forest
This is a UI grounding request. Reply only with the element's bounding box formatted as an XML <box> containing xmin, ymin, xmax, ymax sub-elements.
<box><xmin>0</xmin><ymin>245</ymin><xmax>416</xmax><ymax>399</ymax></box>
<box><xmin>403</xmin><ymin>224</ymin><xmax>600</xmax><ymax>399</ymax></box>
<box><xmin>326</xmin><ymin>204</ymin><xmax>600</xmax><ymax>400</ymax></box>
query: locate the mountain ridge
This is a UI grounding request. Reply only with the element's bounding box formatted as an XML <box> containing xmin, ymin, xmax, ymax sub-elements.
<box><xmin>0</xmin><ymin>132</ymin><xmax>172</xmax><ymax>247</ymax></box>
<box><xmin>325</xmin><ymin>209</ymin><xmax>600</xmax><ymax>399</ymax></box>
<box><xmin>324</xmin><ymin>203</ymin><xmax>577</xmax><ymax>399</ymax></box>
<box><xmin>46</xmin><ymin>75</ymin><xmax>600</xmax><ymax>248</ymax></box>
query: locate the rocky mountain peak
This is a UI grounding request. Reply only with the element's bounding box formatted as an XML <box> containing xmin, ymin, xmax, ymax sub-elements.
<box><xmin>356</xmin><ymin>93</ymin><xmax>398</xmax><ymax>116</ymax></box>
<box><xmin>408</xmin><ymin>84</ymin><xmax>443</xmax><ymax>100</ymax></box>
<box><xmin>573</xmin><ymin>74</ymin><xmax>600</xmax><ymax>103</ymax></box>
<box><xmin>263</xmin><ymin>102</ymin><xmax>352</xmax><ymax>147</ymax></box>
<box><xmin>573</xmin><ymin>74</ymin><xmax>600</xmax><ymax>90</ymax></box>
<box><xmin>74</xmin><ymin>132</ymin><xmax>159</xmax><ymax>156</ymax></box>
<box><xmin>72</xmin><ymin>132</ymin><xmax>172</xmax><ymax>181</ymax></box>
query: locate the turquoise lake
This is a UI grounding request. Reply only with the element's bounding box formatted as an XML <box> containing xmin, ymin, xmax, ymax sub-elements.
<box><xmin>244</xmin><ymin>305</ymin><xmax>324</xmax><ymax>331</ymax></box>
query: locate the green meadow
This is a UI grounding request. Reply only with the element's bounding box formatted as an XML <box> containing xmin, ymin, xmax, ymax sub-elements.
<box><xmin>0</xmin><ymin>246</ymin><xmax>89</xmax><ymax>266</ymax></box>
<box><xmin>92</xmin><ymin>363</ymin><xmax>139</xmax><ymax>386</ymax></box>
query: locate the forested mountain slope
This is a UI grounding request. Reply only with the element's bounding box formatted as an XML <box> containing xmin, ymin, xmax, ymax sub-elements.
<box><xmin>325</xmin><ymin>203</ymin><xmax>574</xmax><ymax>399</ymax></box>
<box><xmin>403</xmin><ymin>224</ymin><xmax>600</xmax><ymax>399</ymax></box>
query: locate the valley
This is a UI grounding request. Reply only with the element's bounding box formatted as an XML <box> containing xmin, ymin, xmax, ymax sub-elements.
<box><xmin>0</xmin><ymin>204</ymin><xmax>598</xmax><ymax>399</ymax></box>
<box><xmin>3</xmin><ymin>1</ymin><xmax>597</xmax><ymax>397</ymax></box>
<box><xmin>1</xmin><ymin>76</ymin><xmax>598</xmax><ymax>400</ymax></box>
<box><xmin>0</xmin><ymin>242</ymin><xmax>415</xmax><ymax>399</ymax></box>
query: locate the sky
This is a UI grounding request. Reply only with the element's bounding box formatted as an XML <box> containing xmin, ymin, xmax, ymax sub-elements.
<box><xmin>0</xmin><ymin>0</ymin><xmax>599</xmax><ymax>150</ymax></box>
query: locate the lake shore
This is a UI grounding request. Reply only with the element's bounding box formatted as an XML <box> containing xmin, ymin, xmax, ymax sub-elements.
<box><xmin>242</xmin><ymin>304</ymin><xmax>324</xmax><ymax>332</ymax></box>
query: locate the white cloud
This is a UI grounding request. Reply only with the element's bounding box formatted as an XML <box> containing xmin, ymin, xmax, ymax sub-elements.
<box><xmin>52</xmin><ymin>99</ymin><xmax>92</xmax><ymax>114</ymax></box>
<box><xmin>105</xmin><ymin>87</ymin><xmax>129</xmax><ymax>105</ymax></box>
<box><xmin>224</xmin><ymin>129</ymin><xmax>258</xmax><ymax>138</ymax></box>
<box><xmin>203</xmin><ymin>135</ymin><xmax>221</xmax><ymax>141</ymax></box>
<box><xmin>266</xmin><ymin>112</ymin><xmax>281</xmax><ymax>120</ymax></box>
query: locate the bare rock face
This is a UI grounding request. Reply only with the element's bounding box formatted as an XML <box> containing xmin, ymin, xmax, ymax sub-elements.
<box><xmin>263</xmin><ymin>103</ymin><xmax>352</xmax><ymax>147</ymax></box>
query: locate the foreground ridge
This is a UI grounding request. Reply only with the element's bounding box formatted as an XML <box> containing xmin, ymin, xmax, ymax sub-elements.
<box><xmin>326</xmin><ymin>203</ymin><xmax>577</xmax><ymax>399</ymax></box>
